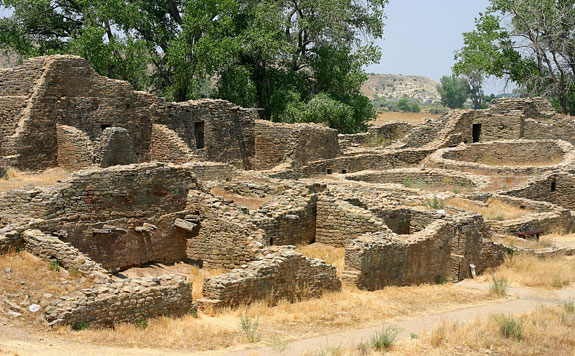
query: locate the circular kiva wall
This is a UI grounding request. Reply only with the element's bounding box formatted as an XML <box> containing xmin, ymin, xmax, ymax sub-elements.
<box><xmin>428</xmin><ymin>140</ymin><xmax>575</xmax><ymax>176</ymax></box>
<box><xmin>344</xmin><ymin>168</ymin><xmax>490</xmax><ymax>191</ymax></box>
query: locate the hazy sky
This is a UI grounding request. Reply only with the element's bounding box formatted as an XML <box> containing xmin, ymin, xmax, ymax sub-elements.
<box><xmin>367</xmin><ymin>0</ymin><xmax>512</xmax><ymax>94</ymax></box>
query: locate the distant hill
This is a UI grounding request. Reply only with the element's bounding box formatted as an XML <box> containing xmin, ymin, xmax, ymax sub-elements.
<box><xmin>361</xmin><ymin>73</ymin><xmax>441</xmax><ymax>104</ymax></box>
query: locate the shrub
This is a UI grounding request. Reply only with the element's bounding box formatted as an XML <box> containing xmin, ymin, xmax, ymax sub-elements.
<box><xmin>71</xmin><ymin>321</ymin><xmax>90</xmax><ymax>331</ymax></box>
<box><xmin>492</xmin><ymin>314</ymin><xmax>524</xmax><ymax>340</ymax></box>
<box><xmin>370</xmin><ymin>326</ymin><xmax>400</xmax><ymax>350</ymax></box>
<box><xmin>425</xmin><ymin>196</ymin><xmax>445</xmax><ymax>210</ymax></box>
<box><xmin>489</xmin><ymin>276</ymin><xmax>509</xmax><ymax>296</ymax></box>
<box><xmin>404</xmin><ymin>178</ymin><xmax>413</xmax><ymax>188</ymax></box>
<box><xmin>240</xmin><ymin>311</ymin><xmax>260</xmax><ymax>343</ymax></box>
<box><xmin>564</xmin><ymin>302</ymin><xmax>575</xmax><ymax>314</ymax></box>
<box><xmin>49</xmin><ymin>261</ymin><xmax>60</xmax><ymax>272</ymax></box>
<box><xmin>267</xmin><ymin>335</ymin><xmax>289</xmax><ymax>354</ymax></box>
<box><xmin>436</xmin><ymin>275</ymin><xmax>450</xmax><ymax>285</ymax></box>
<box><xmin>134</xmin><ymin>318</ymin><xmax>148</xmax><ymax>330</ymax></box>
<box><xmin>68</xmin><ymin>266</ymin><xmax>79</xmax><ymax>276</ymax></box>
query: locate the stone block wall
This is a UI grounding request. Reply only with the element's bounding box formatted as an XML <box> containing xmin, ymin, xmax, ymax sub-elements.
<box><xmin>150</xmin><ymin>124</ymin><xmax>196</xmax><ymax>164</ymax></box>
<box><xmin>56</xmin><ymin>125</ymin><xmax>93</xmax><ymax>170</ymax></box>
<box><xmin>201</xmin><ymin>247</ymin><xmax>341</xmax><ymax>307</ymax></box>
<box><xmin>253</xmin><ymin>120</ymin><xmax>339</xmax><ymax>170</ymax></box>
<box><xmin>45</xmin><ymin>275</ymin><xmax>194</xmax><ymax>327</ymax></box>
<box><xmin>22</xmin><ymin>229</ymin><xmax>110</xmax><ymax>282</ymax></box>
<box><xmin>339</xmin><ymin>121</ymin><xmax>413</xmax><ymax>150</ymax></box>
<box><xmin>316</xmin><ymin>195</ymin><xmax>389</xmax><ymax>247</ymax></box>
<box><xmin>502</xmin><ymin>172</ymin><xmax>575</xmax><ymax>211</ymax></box>
<box><xmin>477</xmin><ymin>240</ymin><xmax>509</xmax><ymax>274</ymax></box>
<box><xmin>186</xmin><ymin>190</ymin><xmax>265</xmax><ymax>269</ymax></box>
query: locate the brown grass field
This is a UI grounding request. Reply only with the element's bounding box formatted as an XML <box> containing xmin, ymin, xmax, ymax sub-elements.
<box><xmin>0</xmin><ymin>168</ymin><xmax>70</xmax><ymax>192</ymax></box>
<box><xmin>478</xmin><ymin>254</ymin><xmax>575</xmax><ymax>289</ymax></box>
<box><xmin>445</xmin><ymin>197</ymin><xmax>534</xmax><ymax>221</ymax></box>
<box><xmin>318</xmin><ymin>304</ymin><xmax>575</xmax><ymax>356</ymax></box>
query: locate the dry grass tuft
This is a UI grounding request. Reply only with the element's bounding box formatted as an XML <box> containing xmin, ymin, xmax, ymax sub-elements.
<box><xmin>0</xmin><ymin>251</ymin><xmax>93</xmax><ymax>323</ymax></box>
<box><xmin>0</xmin><ymin>168</ymin><xmax>70</xmax><ymax>192</ymax></box>
<box><xmin>211</xmin><ymin>186</ymin><xmax>272</xmax><ymax>210</ymax></box>
<box><xmin>310</xmin><ymin>305</ymin><xmax>575</xmax><ymax>356</ymax></box>
<box><xmin>483</xmin><ymin>176</ymin><xmax>530</xmax><ymax>191</ymax></box>
<box><xmin>445</xmin><ymin>197</ymin><xmax>534</xmax><ymax>220</ymax></box>
<box><xmin>493</xmin><ymin>235</ymin><xmax>556</xmax><ymax>249</ymax></box>
<box><xmin>479</xmin><ymin>254</ymin><xmax>575</xmax><ymax>289</ymax></box>
<box><xmin>56</xmin><ymin>284</ymin><xmax>496</xmax><ymax>352</ymax></box>
<box><xmin>296</xmin><ymin>243</ymin><xmax>345</xmax><ymax>275</ymax></box>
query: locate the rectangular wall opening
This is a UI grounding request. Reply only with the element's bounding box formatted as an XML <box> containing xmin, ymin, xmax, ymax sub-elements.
<box><xmin>551</xmin><ymin>179</ymin><xmax>557</xmax><ymax>192</ymax></box>
<box><xmin>472</xmin><ymin>123</ymin><xmax>482</xmax><ymax>143</ymax></box>
<box><xmin>194</xmin><ymin>122</ymin><xmax>205</xmax><ymax>149</ymax></box>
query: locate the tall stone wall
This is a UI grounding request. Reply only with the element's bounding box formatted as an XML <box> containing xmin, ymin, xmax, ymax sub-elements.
<box><xmin>201</xmin><ymin>247</ymin><xmax>341</xmax><ymax>307</ymax></box>
<box><xmin>502</xmin><ymin>172</ymin><xmax>575</xmax><ymax>211</ymax></box>
<box><xmin>253</xmin><ymin>120</ymin><xmax>339</xmax><ymax>170</ymax></box>
<box><xmin>45</xmin><ymin>276</ymin><xmax>194</xmax><ymax>327</ymax></box>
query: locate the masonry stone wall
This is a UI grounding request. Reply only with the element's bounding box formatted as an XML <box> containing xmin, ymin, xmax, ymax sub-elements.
<box><xmin>56</xmin><ymin>125</ymin><xmax>93</xmax><ymax>170</ymax></box>
<box><xmin>253</xmin><ymin>120</ymin><xmax>339</xmax><ymax>170</ymax></box>
<box><xmin>316</xmin><ymin>195</ymin><xmax>389</xmax><ymax>247</ymax></box>
<box><xmin>45</xmin><ymin>275</ymin><xmax>194</xmax><ymax>327</ymax></box>
<box><xmin>201</xmin><ymin>247</ymin><xmax>341</xmax><ymax>307</ymax></box>
<box><xmin>477</xmin><ymin>240</ymin><xmax>509</xmax><ymax>274</ymax></box>
<box><xmin>502</xmin><ymin>172</ymin><xmax>575</xmax><ymax>211</ymax></box>
<box><xmin>339</xmin><ymin>122</ymin><xmax>414</xmax><ymax>150</ymax></box>
<box><xmin>427</xmin><ymin>140</ymin><xmax>575</xmax><ymax>176</ymax></box>
<box><xmin>150</xmin><ymin>124</ymin><xmax>197</xmax><ymax>164</ymax></box>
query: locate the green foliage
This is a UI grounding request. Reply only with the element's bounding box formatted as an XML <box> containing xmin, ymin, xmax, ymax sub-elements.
<box><xmin>68</xmin><ymin>266</ymin><xmax>79</xmax><ymax>276</ymax></box>
<box><xmin>134</xmin><ymin>318</ymin><xmax>148</xmax><ymax>330</ymax></box>
<box><xmin>410</xmin><ymin>332</ymin><xmax>419</xmax><ymax>339</ymax></box>
<box><xmin>455</xmin><ymin>0</ymin><xmax>575</xmax><ymax>114</ymax></box>
<box><xmin>266</xmin><ymin>335</ymin><xmax>289</xmax><ymax>354</ymax></box>
<box><xmin>240</xmin><ymin>311</ymin><xmax>260</xmax><ymax>343</ymax></box>
<box><xmin>404</xmin><ymin>178</ymin><xmax>413</xmax><ymax>188</ymax></box>
<box><xmin>492</xmin><ymin>314</ymin><xmax>524</xmax><ymax>340</ymax></box>
<box><xmin>489</xmin><ymin>276</ymin><xmax>509</xmax><ymax>296</ymax></box>
<box><xmin>437</xmin><ymin>74</ymin><xmax>470</xmax><ymax>109</ymax></box>
<box><xmin>71</xmin><ymin>321</ymin><xmax>89</xmax><ymax>331</ymax></box>
<box><xmin>369</xmin><ymin>326</ymin><xmax>400</xmax><ymax>351</ymax></box>
<box><xmin>49</xmin><ymin>261</ymin><xmax>60</xmax><ymax>272</ymax></box>
<box><xmin>563</xmin><ymin>302</ymin><xmax>575</xmax><ymax>314</ymax></box>
<box><xmin>397</xmin><ymin>98</ymin><xmax>420</xmax><ymax>112</ymax></box>
<box><xmin>436</xmin><ymin>275</ymin><xmax>450</xmax><ymax>285</ymax></box>
<box><xmin>425</xmin><ymin>196</ymin><xmax>445</xmax><ymax>210</ymax></box>
<box><xmin>0</xmin><ymin>0</ymin><xmax>388</xmax><ymax>133</ymax></box>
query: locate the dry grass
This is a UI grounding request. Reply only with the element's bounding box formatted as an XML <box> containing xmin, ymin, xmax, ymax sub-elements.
<box><xmin>478</xmin><ymin>156</ymin><xmax>564</xmax><ymax>167</ymax></box>
<box><xmin>0</xmin><ymin>168</ymin><xmax>70</xmax><ymax>192</ymax></box>
<box><xmin>211</xmin><ymin>186</ymin><xmax>272</xmax><ymax>210</ymax></box>
<box><xmin>371</xmin><ymin>111</ymin><xmax>439</xmax><ymax>125</ymax></box>
<box><xmin>296</xmin><ymin>243</ymin><xmax>345</xmax><ymax>275</ymax></box>
<box><xmin>493</xmin><ymin>235</ymin><xmax>556</xmax><ymax>249</ymax></box>
<box><xmin>445</xmin><ymin>197</ymin><xmax>534</xmax><ymax>221</ymax></box>
<box><xmin>323</xmin><ymin>305</ymin><xmax>575</xmax><ymax>356</ymax></box>
<box><xmin>0</xmin><ymin>251</ymin><xmax>93</xmax><ymax>324</ymax></box>
<box><xmin>55</xmin><ymin>284</ymin><xmax>497</xmax><ymax>352</ymax></box>
<box><xmin>0</xmin><ymin>347</ymin><xmax>20</xmax><ymax>356</ymax></box>
<box><xmin>478</xmin><ymin>254</ymin><xmax>575</xmax><ymax>289</ymax></box>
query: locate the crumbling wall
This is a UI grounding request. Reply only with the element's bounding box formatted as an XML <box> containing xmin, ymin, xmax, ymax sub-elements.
<box><xmin>339</xmin><ymin>122</ymin><xmax>414</xmax><ymax>150</ymax></box>
<box><xmin>253</xmin><ymin>120</ymin><xmax>339</xmax><ymax>170</ymax></box>
<box><xmin>56</xmin><ymin>125</ymin><xmax>93</xmax><ymax>170</ymax></box>
<box><xmin>185</xmin><ymin>190</ymin><xmax>264</xmax><ymax>269</ymax></box>
<box><xmin>45</xmin><ymin>276</ymin><xmax>194</xmax><ymax>327</ymax></box>
<box><xmin>150</xmin><ymin>124</ymin><xmax>196</xmax><ymax>164</ymax></box>
<box><xmin>316</xmin><ymin>195</ymin><xmax>388</xmax><ymax>247</ymax></box>
<box><xmin>502</xmin><ymin>172</ymin><xmax>575</xmax><ymax>210</ymax></box>
<box><xmin>201</xmin><ymin>247</ymin><xmax>341</xmax><ymax>307</ymax></box>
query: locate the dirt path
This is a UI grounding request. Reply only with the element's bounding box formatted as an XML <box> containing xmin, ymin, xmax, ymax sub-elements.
<box><xmin>1</xmin><ymin>282</ymin><xmax>573</xmax><ymax>356</ymax></box>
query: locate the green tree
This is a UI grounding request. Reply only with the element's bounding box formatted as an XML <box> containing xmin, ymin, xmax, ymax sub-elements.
<box><xmin>0</xmin><ymin>0</ymin><xmax>388</xmax><ymax>133</ymax></box>
<box><xmin>437</xmin><ymin>74</ymin><xmax>470</xmax><ymax>109</ymax></box>
<box><xmin>397</xmin><ymin>98</ymin><xmax>420</xmax><ymax>112</ymax></box>
<box><xmin>455</xmin><ymin>0</ymin><xmax>575</xmax><ymax>114</ymax></box>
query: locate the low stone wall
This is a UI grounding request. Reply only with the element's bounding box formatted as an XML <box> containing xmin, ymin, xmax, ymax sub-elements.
<box><xmin>22</xmin><ymin>229</ymin><xmax>110</xmax><ymax>282</ymax></box>
<box><xmin>150</xmin><ymin>124</ymin><xmax>197</xmax><ymax>164</ymax></box>
<box><xmin>338</xmin><ymin>122</ymin><xmax>413</xmax><ymax>150</ymax></box>
<box><xmin>45</xmin><ymin>275</ymin><xmax>194</xmax><ymax>327</ymax></box>
<box><xmin>56</xmin><ymin>125</ymin><xmax>93</xmax><ymax>170</ymax></box>
<box><xmin>184</xmin><ymin>162</ymin><xmax>235</xmax><ymax>182</ymax></box>
<box><xmin>316</xmin><ymin>195</ymin><xmax>388</xmax><ymax>247</ymax></box>
<box><xmin>345</xmin><ymin>168</ymin><xmax>490</xmax><ymax>190</ymax></box>
<box><xmin>477</xmin><ymin>240</ymin><xmax>509</xmax><ymax>274</ymax></box>
<box><xmin>501</xmin><ymin>172</ymin><xmax>575</xmax><ymax>211</ymax></box>
<box><xmin>427</xmin><ymin>140</ymin><xmax>575</xmax><ymax>176</ymax></box>
<box><xmin>201</xmin><ymin>247</ymin><xmax>341</xmax><ymax>307</ymax></box>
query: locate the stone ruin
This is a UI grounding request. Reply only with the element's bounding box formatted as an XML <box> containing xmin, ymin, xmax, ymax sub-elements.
<box><xmin>2</xmin><ymin>55</ymin><xmax>575</xmax><ymax>327</ymax></box>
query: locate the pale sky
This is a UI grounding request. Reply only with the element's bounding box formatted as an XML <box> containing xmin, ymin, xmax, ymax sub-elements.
<box><xmin>366</xmin><ymin>0</ymin><xmax>513</xmax><ymax>94</ymax></box>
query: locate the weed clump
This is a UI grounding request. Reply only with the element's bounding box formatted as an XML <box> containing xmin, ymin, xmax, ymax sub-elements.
<box><xmin>492</xmin><ymin>314</ymin><xmax>524</xmax><ymax>340</ymax></box>
<box><xmin>489</xmin><ymin>276</ymin><xmax>509</xmax><ymax>296</ymax></box>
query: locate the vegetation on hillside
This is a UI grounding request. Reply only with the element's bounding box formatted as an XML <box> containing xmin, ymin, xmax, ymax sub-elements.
<box><xmin>0</xmin><ymin>0</ymin><xmax>389</xmax><ymax>133</ymax></box>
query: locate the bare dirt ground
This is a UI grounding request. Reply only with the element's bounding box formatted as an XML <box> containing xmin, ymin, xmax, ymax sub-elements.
<box><xmin>370</xmin><ymin>112</ymin><xmax>440</xmax><ymax>125</ymax></box>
